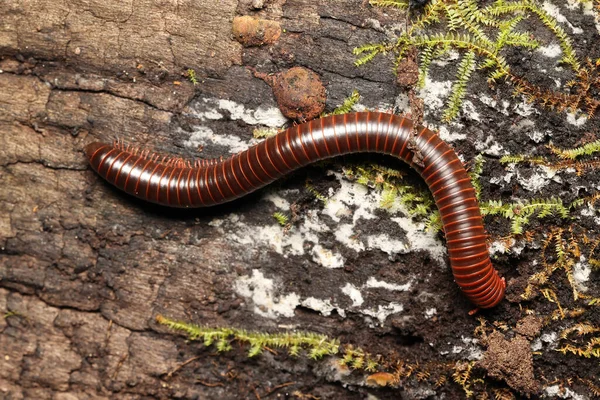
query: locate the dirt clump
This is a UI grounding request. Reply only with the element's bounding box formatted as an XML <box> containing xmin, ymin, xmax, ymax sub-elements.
<box><xmin>479</xmin><ymin>330</ymin><xmax>540</xmax><ymax>396</ymax></box>
<box><xmin>514</xmin><ymin>315</ymin><xmax>543</xmax><ymax>339</ymax></box>
<box><xmin>232</xmin><ymin>16</ymin><xmax>282</xmax><ymax>47</ymax></box>
<box><xmin>254</xmin><ymin>66</ymin><xmax>327</xmax><ymax>121</ymax></box>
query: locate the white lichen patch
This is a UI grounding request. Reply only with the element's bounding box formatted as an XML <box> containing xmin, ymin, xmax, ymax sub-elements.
<box><xmin>417</xmin><ymin>77</ymin><xmax>453</xmax><ymax>112</ymax></box>
<box><xmin>514</xmin><ymin>98</ymin><xmax>539</xmax><ymax>117</ymax></box>
<box><xmin>451</xmin><ymin>345</ymin><xmax>463</xmax><ymax>354</ymax></box>
<box><xmin>490</xmin><ymin>237</ymin><xmax>528</xmax><ymax>257</ymax></box>
<box><xmin>183</xmin><ymin>97</ymin><xmax>288</xmax><ymax>153</ymax></box>
<box><xmin>334</xmin><ymin>223</ymin><xmax>365</xmax><ymax>252</ymax></box>
<box><xmin>516</xmin><ymin>165</ymin><xmax>562</xmax><ymax>193</ymax></box>
<box><xmin>209</xmin><ymin>213</ymin><xmax>309</xmax><ymax>256</ymax></box>
<box><xmin>577</xmin><ymin>0</ymin><xmax>600</xmax><ymax>34</ymax></box>
<box><xmin>490</xmin><ymin>164</ymin><xmax>515</xmax><ymax>186</ymax></box>
<box><xmin>489</xmin><ymin>238</ymin><xmax>515</xmax><ymax>255</ymax></box>
<box><xmin>541</xmin><ymin>331</ymin><xmax>558</xmax><ymax>350</ymax></box>
<box><xmin>566</xmin><ymin>111</ymin><xmax>588</xmax><ymax>127</ymax></box>
<box><xmin>215</xmin><ymin>98</ymin><xmax>288</xmax><ymax>127</ymax></box>
<box><xmin>440</xmin><ymin>337</ymin><xmax>483</xmax><ymax>360</ymax></box>
<box><xmin>479</xmin><ymin>95</ymin><xmax>511</xmax><ymax>115</ymax></box>
<box><xmin>365</xmin><ymin>277</ymin><xmax>412</xmax><ymax>292</ymax></box>
<box><xmin>531</xmin><ymin>338</ymin><xmax>543</xmax><ymax>352</ymax></box>
<box><xmin>475</xmin><ymin>133</ymin><xmax>505</xmax><ymax>157</ymax></box>
<box><xmin>342</xmin><ymin>283</ymin><xmax>364</xmax><ymax>307</ymax></box>
<box><xmin>348</xmin><ymin>102</ymin><xmax>395</xmax><ymax>114</ymax></box>
<box><xmin>235</xmin><ymin>270</ymin><xmax>300</xmax><ymax>319</ymax></box>
<box><xmin>537</xmin><ymin>43</ymin><xmax>562</xmax><ymax>58</ymax></box>
<box><xmin>437</xmin><ymin>124</ymin><xmax>467</xmax><ymax>142</ymax></box>
<box><xmin>312</xmin><ymin>244</ymin><xmax>345</xmax><ymax>269</ymax></box>
<box><xmin>542</xmin><ymin>1</ymin><xmax>584</xmax><ymax>34</ymax></box>
<box><xmin>526</xmin><ymin>130</ymin><xmax>546</xmax><ymax>143</ymax></box>
<box><xmin>461</xmin><ymin>100</ymin><xmax>481</xmax><ymax>122</ymax></box>
<box><xmin>195</xmin><ymin>108</ymin><xmax>223</xmax><ymax>121</ymax></box>
<box><xmin>221</xmin><ymin>168</ymin><xmax>444</xmax><ymax>323</ymax></box>
<box><xmin>323</xmin><ymin>174</ymin><xmax>446</xmax><ymax>263</ymax></box>
<box><xmin>544</xmin><ymin>385</ymin><xmax>587</xmax><ymax>400</ymax></box>
<box><xmin>424</xmin><ymin>308</ymin><xmax>437</xmax><ymax>319</ymax></box>
<box><xmin>461</xmin><ymin>336</ymin><xmax>483</xmax><ymax>360</ymax></box>
<box><xmin>431</xmin><ymin>49</ymin><xmax>461</xmax><ymax>67</ymax></box>
<box><xmin>322</xmin><ymin>177</ymin><xmax>371</xmax><ymax>223</ymax></box>
<box><xmin>264</xmin><ymin>192</ymin><xmax>291</xmax><ymax>209</ymax></box>
<box><xmin>183</xmin><ymin>125</ymin><xmax>252</xmax><ymax>154</ymax></box>
<box><xmin>367</xmin><ymin>234</ymin><xmax>409</xmax><ymax>256</ymax></box>
<box><xmin>301</xmin><ymin>297</ymin><xmax>345</xmax><ymax>317</ymax></box>
<box><xmin>391</xmin><ymin>216</ymin><xmax>446</xmax><ymax>264</ymax></box>
<box><xmin>361</xmin><ymin>303</ymin><xmax>404</xmax><ymax>324</ymax></box>
<box><xmin>573</xmin><ymin>256</ymin><xmax>591</xmax><ymax>292</ymax></box>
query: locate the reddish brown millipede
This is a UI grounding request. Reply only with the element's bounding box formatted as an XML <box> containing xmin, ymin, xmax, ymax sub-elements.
<box><xmin>86</xmin><ymin>112</ymin><xmax>505</xmax><ymax>308</ymax></box>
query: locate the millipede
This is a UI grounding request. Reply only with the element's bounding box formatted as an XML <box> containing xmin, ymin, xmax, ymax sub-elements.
<box><xmin>85</xmin><ymin>111</ymin><xmax>505</xmax><ymax>309</ymax></box>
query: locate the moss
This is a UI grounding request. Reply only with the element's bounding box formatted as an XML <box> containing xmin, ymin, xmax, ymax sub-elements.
<box><xmin>355</xmin><ymin>0</ymin><xmax>592</xmax><ymax>121</ymax></box>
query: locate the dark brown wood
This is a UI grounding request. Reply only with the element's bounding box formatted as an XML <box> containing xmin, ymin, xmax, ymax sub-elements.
<box><xmin>2</xmin><ymin>0</ymin><xmax>599</xmax><ymax>399</ymax></box>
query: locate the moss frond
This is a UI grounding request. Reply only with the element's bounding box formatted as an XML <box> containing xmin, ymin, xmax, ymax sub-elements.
<box><xmin>468</xmin><ymin>154</ymin><xmax>485</xmax><ymax>200</ymax></box>
<box><xmin>157</xmin><ymin>315</ymin><xmax>340</xmax><ymax>358</ymax></box>
<box><xmin>369</xmin><ymin>0</ymin><xmax>409</xmax><ymax>9</ymax></box>
<box><xmin>521</xmin><ymin>226</ymin><xmax>585</xmax><ymax>303</ymax></box>
<box><xmin>443</xmin><ymin>49</ymin><xmax>477</xmax><ymax>121</ymax></box>
<box><xmin>484</xmin><ymin>0</ymin><xmax>579</xmax><ymax>70</ymax></box>
<box><xmin>452</xmin><ymin>361</ymin><xmax>475</xmax><ymax>398</ymax></box>
<box><xmin>253</xmin><ymin>127</ymin><xmax>279</xmax><ymax>139</ymax></box>
<box><xmin>549</xmin><ymin>139</ymin><xmax>600</xmax><ymax>160</ymax></box>
<box><xmin>418</xmin><ymin>45</ymin><xmax>436</xmax><ymax>87</ymax></box>
<box><xmin>560</xmin><ymin>323</ymin><xmax>600</xmax><ymax>340</ymax></box>
<box><xmin>481</xmin><ymin>197</ymin><xmax>570</xmax><ymax>235</ymax></box>
<box><xmin>331</xmin><ymin>90</ymin><xmax>361</xmax><ymax>115</ymax></box>
<box><xmin>305</xmin><ymin>181</ymin><xmax>329</xmax><ymax>204</ymax></box>
<box><xmin>273</xmin><ymin>212</ymin><xmax>289</xmax><ymax>226</ymax></box>
<box><xmin>353</xmin><ymin>43</ymin><xmax>390</xmax><ymax>67</ymax></box>
<box><xmin>558</xmin><ymin>337</ymin><xmax>600</xmax><ymax>358</ymax></box>
<box><xmin>499</xmin><ymin>154</ymin><xmax>546</xmax><ymax>165</ymax></box>
<box><xmin>524</xmin><ymin>1</ymin><xmax>580</xmax><ymax>70</ymax></box>
<box><xmin>344</xmin><ymin>163</ymin><xmax>439</xmax><ymax>229</ymax></box>
<box><xmin>358</xmin><ymin>0</ymin><xmax>583</xmax><ymax>120</ymax></box>
<box><xmin>186</xmin><ymin>68</ymin><xmax>199</xmax><ymax>85</ymax></box>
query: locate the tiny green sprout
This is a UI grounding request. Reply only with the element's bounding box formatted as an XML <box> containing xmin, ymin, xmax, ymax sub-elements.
<box><xmin>3</xmin><ymin>311</ymin><xmax>24</xmax><ymax>319</ymax></box>
<box><xmin>351</xmin><ymin>355</ymin><xmax>365</xmax><ymax>370</ymax></box>
<box><xmin>187</xmin><ymin>68</ymin><xmax>199</xmax><ymax>85</ymax></box>
<box><xmin>331</xmin><ymin>90</ymin><xmax>361</xmax><ymax>115</ymax></box>
<box><xmin>289</xmin><ymin>343</ymin><xmax>301</xmax><ymax>357</ymax></box>
<box><xmin>272</xmin><ymin>212</ymin><xmax>289</xmax><ymax>226</ymax></box>
<box><xmin>216</xmin><ymin>337</ymin><xmax>232</xmax><ymax>352</ymax></box>
<box><xmin>248</xmin><ymin>342</ymin><xmax>263</xmax><ymax>357</ymax></box>
<box><xmin>253</xmin><ymin>127</ymin><xmax>279</xmax><ymax>139</ymax></box>
<box><xmin>305</xmin><ymin>182</ymin><xmax>329</xmax><ymax>204</ymax></box>
<box><xmin>365</xmin><ymin>356</ymin><xmax>380</xmax><ymax>372</ymax></box>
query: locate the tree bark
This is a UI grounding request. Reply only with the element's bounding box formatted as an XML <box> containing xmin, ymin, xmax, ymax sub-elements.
<box><xmin>2</xmin><ymin>0</ymin><xmax>599</xmax><ymax>399</ymax></box>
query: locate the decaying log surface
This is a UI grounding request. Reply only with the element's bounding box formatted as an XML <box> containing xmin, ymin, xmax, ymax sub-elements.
<box><xmin>2</xmin><ymin>0</ymin><xmax>600</xmax><ymax>399</ymax></box>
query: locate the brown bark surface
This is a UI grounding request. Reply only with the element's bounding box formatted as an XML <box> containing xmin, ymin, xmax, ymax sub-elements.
<box><xmin>2</xmin><ymin>0</ymin><xmax>600</xmax><ymax>399</ymax></box>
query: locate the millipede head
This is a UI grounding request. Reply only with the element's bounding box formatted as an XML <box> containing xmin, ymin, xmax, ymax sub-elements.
<box><xmin>85</xmin><ymin>142</ymin><xmax>109</xmax><ymax>162</ymax></box>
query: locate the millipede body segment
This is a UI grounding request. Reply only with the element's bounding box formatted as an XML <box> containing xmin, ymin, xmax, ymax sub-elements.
<box><xmin>85</xmin><ymin>112</ymin><xmax>505</xmax><ymax>308</ymax></box>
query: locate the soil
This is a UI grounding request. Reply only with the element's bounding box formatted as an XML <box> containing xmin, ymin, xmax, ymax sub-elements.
<box><xmin>1</xmin><ymin>0</ymin><xmax>600</xmax><ymax>399</ymax></box>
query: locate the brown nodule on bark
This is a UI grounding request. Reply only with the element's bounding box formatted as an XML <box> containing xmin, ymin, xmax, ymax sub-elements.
<box><xmin>232</xmin><ymin>16</ymin><xmax>282</xmax><ymax>47</ymax></box>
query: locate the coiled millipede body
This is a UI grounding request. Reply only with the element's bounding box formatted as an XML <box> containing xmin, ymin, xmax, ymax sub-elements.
<box><xmin>86</xmin><ymin>112</ymin><xmax>505</xmax><ymax>308</ymax></box>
